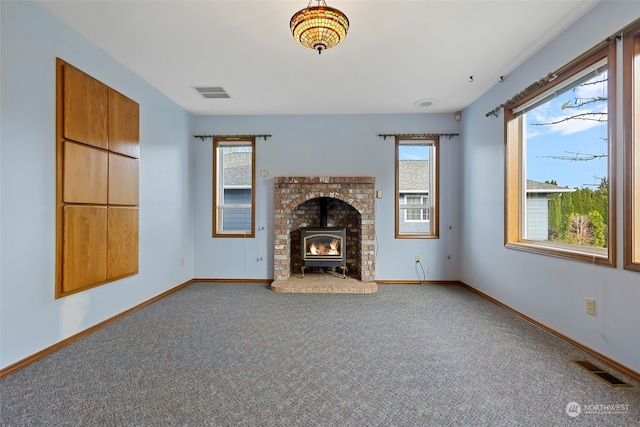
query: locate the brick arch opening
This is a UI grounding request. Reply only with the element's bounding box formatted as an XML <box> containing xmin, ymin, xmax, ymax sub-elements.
<box><xmin>273</xmin><ymin>177</ymin><xmax>375</xmax><ymax>283</ymax></box>
<box><xmin>284</xmin><ymin>191</ymin><xmax>368</xmax><ymax>217</ymax></box>
<box><xmin>289</xmin><ymin>197</ymin><xmax>360</xmax><ymax>277</ymax></box>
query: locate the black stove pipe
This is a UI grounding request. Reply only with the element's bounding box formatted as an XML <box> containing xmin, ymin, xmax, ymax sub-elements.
<box><xmin>320</xmin><ymin>198</ymin><xmax>328</xmax><ymax>227</ymax></box>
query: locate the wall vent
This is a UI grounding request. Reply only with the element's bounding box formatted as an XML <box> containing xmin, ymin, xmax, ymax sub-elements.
<box><xmin>193</xmin><ymin>86</ymin><xmax>230</xmax><ymax>99</ymax></box>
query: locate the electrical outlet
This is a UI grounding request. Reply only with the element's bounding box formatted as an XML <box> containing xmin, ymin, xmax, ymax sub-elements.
<box><xmin>415</xmin><ymin>256</ymin><xmax>420</xmax><ymax>263</ymax></box>
<box><xmin>585</xmin><ymin>298</ymin><xmax>595</xmax><ymax>316</ymax></box>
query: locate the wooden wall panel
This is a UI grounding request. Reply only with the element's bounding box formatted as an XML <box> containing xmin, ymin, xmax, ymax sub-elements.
<box><xmin>108</xmin><ymin>154</ymin><xmax>139</xmax><ymax>206</ymax></box>
<box><xmin>62</xmin><ymin>206</ymin><xmax>108</xmax><ymax>293</ymax></box>
<box><xmin>63</xmin><ymin>141</ymin><xmax>108</xmax><ymax>204</ymax></box>
<box><xmin>107</xmin><ymin>207</ymin><xmax>139</xmax><ymax>279</ymax></box>
<box><xmin>108</xmin><ymin>89</ymin><xmax>140</xmax><ymax>158</ymax></box>
<box><xmin>62</xmin><ymin>64</ymin><xmax>108</xmax><ymax>149</ymax></box>
<box><xmin>57</xmin><ymin>58</ymin><xmax>139</xmax><ymax>297</ymax></box>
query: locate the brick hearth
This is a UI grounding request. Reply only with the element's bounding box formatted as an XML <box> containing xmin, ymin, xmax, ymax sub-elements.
<box><xmin>271</xmin><ymin>272</ymin><xmax>378</xmax><ymax>294</ymax></box>
<box><xmin>272</xmin><ymin>177</ymin><xmax>376</xmax><ymax>286</ymax></box>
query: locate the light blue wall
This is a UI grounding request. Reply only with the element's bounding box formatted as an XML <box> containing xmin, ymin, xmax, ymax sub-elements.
<box><xmin>460</xmin><ymin>1</ymin><xmax>640</xmax><ymax>374</ymax></box>
<box><xmin>0</xmin><ymin>2</ymin><xmax>195</xmax><ymax>369</ymax></box>
<box><xmin>192</xmin><ymin>114</ymin><xmax>461</xmax><ymax>281</ymax></box>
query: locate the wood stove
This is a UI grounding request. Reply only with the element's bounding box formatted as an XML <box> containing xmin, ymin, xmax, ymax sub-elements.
<box><xmin>300</xmin><ymin>227</ymin><xmax>347</xmax><ymax>278</ymax></box>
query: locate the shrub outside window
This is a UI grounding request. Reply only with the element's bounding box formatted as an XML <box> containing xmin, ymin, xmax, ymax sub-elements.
<box><xmin>213</xmin><ymin>138</ymin><xmax>255</xmax><ymax>237</ymax></box>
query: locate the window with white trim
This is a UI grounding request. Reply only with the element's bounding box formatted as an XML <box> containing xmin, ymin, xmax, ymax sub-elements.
<box><xmin>404</xmin><ymin>195</ymin><xmax>430</xmax><ymax>222</ymax></box>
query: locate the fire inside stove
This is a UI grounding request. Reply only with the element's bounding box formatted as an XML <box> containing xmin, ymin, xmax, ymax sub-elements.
<box><xmin>308</xmin><ymin>237</ymin><xmax>341</xmax><ymax>257</ymax></box>
<box><xmin>300</xmin><ymin>227</ymin><xmax>346</xmax><ymax>278</ymax></box>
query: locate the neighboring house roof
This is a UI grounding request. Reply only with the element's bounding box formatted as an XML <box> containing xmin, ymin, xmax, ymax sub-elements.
<box><xmin>399</xmin><ymin>160</ymin><xmax>429</xmax><ymax>192</ymax></box>
<box><xmin>223</xmin><ymin>152</ymin><xmax>251</xmax><ymax>187</ymax></box>
<box><xmin>526</xmin><ymin>179</ymin><xmax>575</xmax><ymax>194</ymax></box>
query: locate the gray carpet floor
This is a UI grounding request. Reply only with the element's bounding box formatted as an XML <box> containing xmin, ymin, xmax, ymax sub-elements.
<box><xmin>1</xmin><ymin>283</ymin><xmax>639</xmax><ymax>426</ymax></box>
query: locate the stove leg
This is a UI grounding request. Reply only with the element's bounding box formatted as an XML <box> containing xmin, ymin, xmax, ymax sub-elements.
<box><xmin>301</xmin><ymin>266</ymin><xmax>305</xmax><ymax>279</ymax></box>
<box><xmin>341</xmin><ymin>266</ymin><xmax>346</xmax><ymax>279</ymax></box>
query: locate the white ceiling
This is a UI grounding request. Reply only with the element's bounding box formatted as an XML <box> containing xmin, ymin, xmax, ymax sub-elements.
<box><xmin>40</xmin><ymin>0</ymin><xmax>600</xmax><ymax>116</ymax></box>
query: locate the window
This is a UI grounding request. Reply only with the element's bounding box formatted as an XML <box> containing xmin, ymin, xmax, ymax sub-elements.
<box><xmin>213</xmin><ymin>138</ymin><xmax>255</xmax><ymax>237</ymax></box>
<box><xmin>404</xmin><ymin>195</ymin><xmax>430</xmax><ymax>222</ymax></box>
<box><xmin>624</xmin><ymin>22</ymin><xmax>640</xmax><ymax>271</ymax></box>
<box><xmin>396</xmin><ymin>137</ymin><xmax>439</xmax><ymax>238</ymax></box>
<box><xmin>505</xmin><ymin>42</ymin><xmax>615</xmax><ymax>266</ymax></box>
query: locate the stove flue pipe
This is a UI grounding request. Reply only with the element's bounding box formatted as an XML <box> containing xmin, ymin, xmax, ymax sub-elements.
<box><xmin>320</xmin><ymin>198</ymin><xmax>328</xmax><ymax>228</ymax></box>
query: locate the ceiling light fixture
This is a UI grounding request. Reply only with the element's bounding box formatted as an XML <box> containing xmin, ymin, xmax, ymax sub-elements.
<box><xmin>290</xmin><ymin>0</ymin><xmax>349</xmax><ymax>55</ymax></box>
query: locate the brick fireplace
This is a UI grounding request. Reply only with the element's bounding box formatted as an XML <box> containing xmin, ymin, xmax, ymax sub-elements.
<box><xmin>273</xmin><ymin>177</ymin><xmax>376</xmax><ymax>283</ymax></box>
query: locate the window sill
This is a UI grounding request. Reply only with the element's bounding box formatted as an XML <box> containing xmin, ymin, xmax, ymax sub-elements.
<box><xmin>624</xmin><ymin>261</ymin><xmax>640</xmax><ymax>272</ymax></box>
<box><xmin>213</xmin><ymin>233</ymin><xmax>255</xmax><ymax>238</ymax></box>
<box><xmin>396</xmin><ymin>234</ymin><xmax>439</xmax><ymax>240</ymax></box>
<box><xmin>505</xmin><ymin>241</ymin><xmax>614</xmax><ymax>267</ymax></box>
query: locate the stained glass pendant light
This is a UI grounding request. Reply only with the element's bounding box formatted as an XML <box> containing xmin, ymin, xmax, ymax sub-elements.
<box><xmin>290</xmin><ymin>0</ymin><xmax>349</xmax><ymax>54</ymax></box>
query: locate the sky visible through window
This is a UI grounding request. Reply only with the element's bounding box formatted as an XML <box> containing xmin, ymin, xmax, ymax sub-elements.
<box><xmin>525</xmin><ymin>70</ymin><xmax>608</xmax><ymax>190</ymax></box>
<box><xmin>399</xmin><ymin>144</ymin><xmax>429</xmax><ymax>161</ymax></box>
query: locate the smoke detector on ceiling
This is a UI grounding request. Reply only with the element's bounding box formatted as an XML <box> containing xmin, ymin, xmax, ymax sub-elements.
<box><xmin>413</xmin><ymin>98</ymin><xmax>439</xmax><ymax>108</ymax></box>
<box><xmin>193</xmin><ymin>86</ymin><xmax>230</xmax><ymax>99</ymax></box>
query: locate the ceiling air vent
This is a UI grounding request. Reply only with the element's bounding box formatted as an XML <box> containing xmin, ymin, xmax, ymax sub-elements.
<box><xmin>193</xmin><ymin>86</ymin><xmax>230</xmax><ymax>99</ymax></box>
